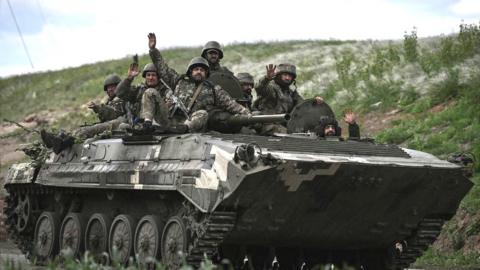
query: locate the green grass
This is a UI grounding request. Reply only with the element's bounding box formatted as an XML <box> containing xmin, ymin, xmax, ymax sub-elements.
<box><xmin>415</xmin><ymin>246</ymin><xmax>480</xmax><ymax>268</ymax></box>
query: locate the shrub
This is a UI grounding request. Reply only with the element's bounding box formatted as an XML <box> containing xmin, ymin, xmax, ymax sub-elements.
<box><xmin>404</xmin><ymin>27</ymin><xmax>418</xmax><ymax>62</ymax></box>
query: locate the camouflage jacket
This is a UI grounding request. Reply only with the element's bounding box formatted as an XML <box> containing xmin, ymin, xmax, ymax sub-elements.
<box><xmin>115</xmin><ymin>78</ymin><xmax>167</xmax><ymax>118</ymax></box>
<box><xmin>94</xmin><ymin>96</ymin><xmax>126</xmax><ymax>122</ymax></box>
<box><xmin>253</xmin><ymin>76</ymin><xmax>303</xmax><ymax>114</ymax></box>
<box><xmin>150</xmin><ymin>48</ymin><xmax>248</xmax><ymax>116</ymax></box>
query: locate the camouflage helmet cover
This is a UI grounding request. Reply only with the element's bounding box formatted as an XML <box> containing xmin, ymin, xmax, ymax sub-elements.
<box><xmin>237</xmin><ymin>73</ymin><xmax>254</xmax><ymax>85</ymax></box>
<box><xmin>201</xmin><ymin>41</ymin><xmax>224</xmax><ymax>59</ymax></box>
<box><xmin>187</xmin><ymin>57</ymin><xmax>210</xmax><ymax>75</ymax></box>
<box><xmin>142</xmin><ymin>63</ymin><xmax>157</xmax><ymax>78</ymax></box>
<box><xmin>276</xmin><ymin>63</ymin><xmax>297</xmax><ymax>79</ymax></box>
<box><xmin>103</xmin><ymin>74</ymin><xmax>121</xmax><ymax>91</ymax></box>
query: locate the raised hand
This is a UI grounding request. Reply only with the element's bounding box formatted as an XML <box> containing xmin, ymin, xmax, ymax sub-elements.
<box><xmin>148</xmin><ymin>32</ymin><xmax>156</xmax><ymax>49</ymax></box>
<box><xmin>344</xmin><ymin>109</ymin><xmax>356</xmax><ymax>124</ymax></box>
<box><xmin>266</xmin><ymin>64</ymin><xmax>276</xmax><ymax>80</ymax></box>
<box><xmin>127</xmin><ymin>62</ymin><xmax>139</xmax><ymax>80</ymax></box>
<box><xmin>88</xmin><ymin>101</ymin><xmax>98</xmax><ymax>112</ymax></box>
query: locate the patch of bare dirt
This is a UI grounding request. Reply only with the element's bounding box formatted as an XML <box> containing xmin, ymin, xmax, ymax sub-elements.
<box><xmin>428</xmin><ymin>100</ymin><xmax>457</xmax><ymax>114</ymax></box>
<box><xmin>347</xmin><ymin>109</ymin><xmax>413</xmax><ymax>138</ymax></box>
<box><xmin>0</xmin><ymin>138</ymin><xmax>26</xmax><ymax>165</ymax></box>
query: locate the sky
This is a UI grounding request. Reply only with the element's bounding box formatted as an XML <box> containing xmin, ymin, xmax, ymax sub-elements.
<box><xmin>0</xmin><ymin>0</ymin><xmax>479</xmax><ymax>78</ymax></box>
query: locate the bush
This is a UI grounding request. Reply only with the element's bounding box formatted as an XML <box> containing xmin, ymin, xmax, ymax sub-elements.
<box><xmin>430</xmin><ymin>68</ymin><xmax>461</xmax><ymax>105</ymax></box>
<box><xmin>404</xmin><ymin>27</ymin><xmax>418</xmax><ymax>62</ymax></box>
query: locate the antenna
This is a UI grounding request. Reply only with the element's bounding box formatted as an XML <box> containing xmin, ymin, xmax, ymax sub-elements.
<box><xmin>6</xmin><ymin>0</ymin><xmax>35</xmax><ymax>69</ymax></box>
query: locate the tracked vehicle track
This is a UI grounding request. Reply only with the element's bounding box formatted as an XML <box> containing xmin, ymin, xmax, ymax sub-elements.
<box><xmin>187</xmin><ymin>211</ymin><xmax>237</xmax><ymax>267</ymax></box>
<box><xmin>388</xmin><ymin>217</ymin><xmax>445</xmax><ymax>269</ymax></box>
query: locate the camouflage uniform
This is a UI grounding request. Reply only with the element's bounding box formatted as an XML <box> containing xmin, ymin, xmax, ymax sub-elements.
<box><xmin>115</xmin><ymin>77</ymin><xmax>168</xmax><ymax>125</ymax></box>
<box><xmin>253</xmin><ymin>65</ymin><xmax>304</xmax><ymax>135</ymax></box>
<box><xmin>237</xmin><ymin>72</ymin><xmax>255</xmax><ymax>110</ymax></box>
<box><xmin>254</xmin><ymin>76</ymin><xmax>303</xmax><ymax>114</ymax></box>
<box><xmin>74</xmin><ymin>91</ymin><xmax>128</xmax><ymax>140</ymax></box>
<box><xmin>73</xmin><ymin>117</ymin><xmax>126</xmax><ymax>140</ymax></box>
<box><xmin>92</xmin><ymin>96</ymin><xmax>126</xmax><ymax>122</ymax></box>
<box><xmin>150</xmin><ymin>48</ymin><xmax>249</xmax><ymax>131</ymax></box>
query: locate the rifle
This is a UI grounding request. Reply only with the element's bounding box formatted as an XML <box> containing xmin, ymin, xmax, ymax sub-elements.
<box><xmin>3</xmin><ymin>118</ymin><xmax>40</xmax><ymax>134</ymax></box>
<box><xmin>159</xmin><ymin>79</ymin><xmax>191</xmax><ymax>120</ymax></box>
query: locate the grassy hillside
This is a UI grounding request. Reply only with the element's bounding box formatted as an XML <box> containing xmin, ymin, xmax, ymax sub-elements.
<box><xmin>0</xmin><ymin>23</ymin><xmax>479</xmax><ymax>267</ymax></box>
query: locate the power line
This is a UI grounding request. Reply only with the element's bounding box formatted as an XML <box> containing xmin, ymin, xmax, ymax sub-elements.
<box><xmin>6</xmin><ymin>0</ymin><xmax>34</xmax><ymax>69</ymax></box>
<box><xmin>35</xmin><ymin>0</ymin><xmax>47</xmax><ymax>25</ymax></box>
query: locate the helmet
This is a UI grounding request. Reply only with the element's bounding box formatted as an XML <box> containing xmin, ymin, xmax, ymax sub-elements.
<box><xmin>142</xmin><ymin>63</ymin><xmax>157</xmax><ymax>78</ymax></box>
<box><xmin>103</xmin><ymin>74</ymin><xmax>121</xmax><ymax>91</ymax></box>
<box><xmin>316</xmin><ymin>116</ymin><xmax>342</xmax><ymax>137</ymax></box>
<box><xmin>276</xmin><ymin>63</ymin><xmax>297</xmax><ymax>79</ymax></box>
<box><xmin>237</xmin><ymin>73</ymin><xmax>254</xmax><ymax>85</ymax></box>
<box><xmin>201</xmin><ymin>41</ymin><xmax>224</xmax><ymax>59</ymax></box>
<box><xmin>187</xmin><ymin>57</ymin><xmax>210</xmax><ymax>75</ymax></box>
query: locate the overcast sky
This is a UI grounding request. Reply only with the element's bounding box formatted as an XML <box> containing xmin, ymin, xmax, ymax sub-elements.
<box><xmin>0</xmin><ymin>0</ymin><xmax>479</xmax><ymax>78</ymax></box>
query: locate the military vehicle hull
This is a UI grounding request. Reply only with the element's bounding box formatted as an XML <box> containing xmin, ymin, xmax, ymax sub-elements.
<box><xmin>4</xmin><ymin>133</ymin><xmax>472</xmax><ymax>269</ymax></box>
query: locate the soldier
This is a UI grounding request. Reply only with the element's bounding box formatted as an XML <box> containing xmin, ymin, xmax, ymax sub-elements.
<box><xmin>315</xmin><ymin>111</ymin><xmax>360</xmax><ymax>139</ymax></box>
<box><xmin>201</xmin><ymin>41</ymin><xmax>233</xmax><ymax>75</ymax></box>
<box><xmin>115</xmin><ymin>62</ymin><xmax>169</xmax><ymax>127</ymax></box>
<box><xmin>253</xmin><ymin>64</ymin><xmax>323</xmax><ymax>134</ymax></box>
<box><xmin>88</xmin><ymin>74</ymin><xmax>125</xmax><ymax>122</ymax></box>
<box><xmin>40</xmin><ymin>75</ymin><xmax>129</xmax><ymax>154</ymax></box>
<box><xmin>147</xmin><ymin>33</ymin><xmax>249</xmax><ymax>132</ymax></box>
<box><xmin>236</xmin><ymin>72</ymin><xmax>254</xmax><ymax>110</ymax></box>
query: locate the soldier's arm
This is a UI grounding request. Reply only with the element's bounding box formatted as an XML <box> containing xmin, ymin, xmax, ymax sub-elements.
<box><xmin>344</xmin><ymin>111</ymin><xmax>360</xmax><ymax>138</ymax></box>
<box><xmin>348</xmin><ymin>123</ymin><xmax>360</xmax><ymax>138</ymax></box>
<box><xmin>115</xmin><ymin>78</ymin><xmax>138</xmax><ymax>102</ymax></box>
<box><xmin>215</xmin><ymin>86</ymin><xmax>250</xmax><ymax>115</ymax></box>
<box><xmin>96</xmin><ymin>99</ymin><xmax>126</xmax><ymax>122</ymax></box>
<box><xmin>254</xmin><ymin>76</ymin><xmax>275</xmax><ymax>98</ymax></box>
<box><xmin>149</xmin><ymin>48</ymin><xmax>179</xmax><ymax>89</ymax></box>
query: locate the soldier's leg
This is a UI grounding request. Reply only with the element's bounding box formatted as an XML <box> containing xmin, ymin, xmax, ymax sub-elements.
<box><xmin>141</xmin><ymin>88</ymin><xmax>169</xmax><ymax>126</ymax></box>
<box><xmin>184</xmin><ymin>110</ymin><xmax>208</xmax><ymax>132</ymax></box>
<box><xmin>73</xmin><ymin>118</ymin><xmax>124</xmax><ymax>140</ymax></box>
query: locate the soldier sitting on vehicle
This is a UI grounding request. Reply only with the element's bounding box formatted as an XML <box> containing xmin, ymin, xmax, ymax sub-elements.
<box><xmin>201</xmin><ymin>41</ymin><xmax>233</xmax><ymax>75</ymax></box>
<box><xmin>315</xmin><ymin>110</ymin><xmax>360</xmax><ymax>139</ymax></box>
<box><xmin>116</xmin><ymin>61</ymin><xmax>169</xmax><ymax>127</ymax></box>
<box><xmin>88</xmin><ymin>74</ymin><xmax>125</xmax><ymax>122</ymax></box>
<box><xmin>253</xmin><ymin>64</ymin><xmax>323</xmax><ymax>135</ymax></box>
<box><xmin>145</xmin><ymin>33</ymin><xmax>249</xmax><ymax>132</ymax></box>
<box><xmin>41</xmin><ymin>74</ymin><xmax>130</xmax><ymax>154</ymax></box>
<box><xmin>236</xmin><ymin>72</ymin><xmax>255</xmax><ymax>110</ymax></box>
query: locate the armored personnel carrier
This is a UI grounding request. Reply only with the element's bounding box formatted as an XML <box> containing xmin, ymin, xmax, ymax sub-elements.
<box><xmin>4</xmin><ymin>98</ymin><xmax>473</xmax><ymax>270</ymax></box>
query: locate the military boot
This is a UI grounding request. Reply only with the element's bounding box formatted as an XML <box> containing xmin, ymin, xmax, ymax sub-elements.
<box><xmin>40</xmin><ymin>130</ymin><xmax>75</xmax><ymax>154</ymax></box>
<box><xmin>141</xmin><ymin>120</ymin><xmax>156</xmax><ymax>134</ymax></box>
<box><xmin>40</xmin><ymin>129</ymin><xmax>55</xmax><ymax>148</ymax></box>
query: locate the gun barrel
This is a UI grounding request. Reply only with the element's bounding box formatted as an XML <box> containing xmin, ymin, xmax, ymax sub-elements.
<box><xmin>227</xmin><ymin>113</ymin><xmax>290</xmax><ymax>126</ymax></box>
